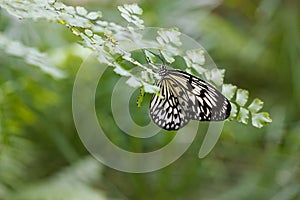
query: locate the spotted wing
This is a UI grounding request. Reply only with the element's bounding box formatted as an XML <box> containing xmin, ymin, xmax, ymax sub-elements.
<box><xmin>149</xmin><ymin>78</ymin><xmax>190</xmax><ymax>130</ymax></box>
<box><xmin>167</xmin><ymin>70</ymin><xmax>231</xmax><ymax>121</ymax></box>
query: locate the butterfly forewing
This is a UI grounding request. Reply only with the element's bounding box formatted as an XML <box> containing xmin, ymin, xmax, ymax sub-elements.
<box><xmin>150</xmin><ymin>68</ymin><xmax>231</xmax><ymax>131</ymax></box>
<box><xmin>150</xmin><ymin>79</ymin><xmax>190</xmax><ymax>130</ymax></box>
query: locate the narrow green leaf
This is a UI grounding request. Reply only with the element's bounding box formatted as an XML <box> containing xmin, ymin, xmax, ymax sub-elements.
<box><xmin>136</xmin><ymin>87</ymin><xmax>145</xmax><ymax>107</ymax></box>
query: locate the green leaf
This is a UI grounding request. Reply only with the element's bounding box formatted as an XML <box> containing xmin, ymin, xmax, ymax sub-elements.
<box><xmin>251</xmin><ymin>112</ymin><xmax>272</xmax><ymax>128</ymax></box>
<box><xmin>157</xmin><ymin>29</ymin><xmax>182</xmax><ymax>46</ymax></box>
<box><xmin>8</xmin><ymin>157</ymin><xmax>105</xmax><ymax>200</ymax></box>
<box><xmin>184</xmin><ymin>49</ymin><xmax>205</xmax><ymax>65</ymax></box>
<box><xmin>118</xmin><ymin>4</ymin><xmax>144</xmax><ymax>28</ymax></box>
<box><xmin>248</xmin><ymin>98</ymin><xmax>264</xmax><ymax>113</ymax></box>
<box><xmin>205</xmin><ymin>68</ymin><xmax>225</xmax><ymax>86</ymax></box>
<box><xmin>144</xmin><ymin>50</ymin><xmax>157</xmax><ymax>63</ymax></box>
<box><xmin>184</xmin><ymin>49</ymin><xmax>206</xmax><ymax>74</ymax></box>
<box><xmin>123</xmin><ymin>3</ymin><xmax>143</xmax><ymax>15</ymax></box>
<box><xmin>0</xmin><ymin>34</ymin><xmax>66</xmax><ymax>79</ymax></box>
<box><xmin>236</xmin><ymin>89</ymin><xmax>249</xmax><ymax>107</ymax></box>
<box><xmin>96</xmin><ymin>50</ymin><xmax>113</xmax><ymax>65</ymax></box>
<box><xmin>76</xmin><ymin>6</ymin><xmax>88</xmax><ymax>16</ymax></box>
<box><xmin>93</xmin><ymin>34</ymin><xmax>104</xmax><ymax>45</ymax></box>
<box><xmin>86</xmin><ymin>11</ymin><xmax>101</xmax><ymax>20</ymax></box>
<box><xmin>222</xmin><ymin>84</ymin><xmax>237</xmax><ymax>100</ymax></box>
<box><xmin>113</xmin><ymin>64</ymin><xmax>131</xmax><ymax>76</ymax></box>
<box><xmin>54</xmin><ymin>2</ymin><xmax>65</xmax><ymax>10</ymax></box>
<box><xmin>229</xmin><ymin>102</ymin><xmax>237</xmax><ymax>119</ymax></box>
<box><xmin>190</xmin><ymin>64</ymin><xmax>207</xmax><ymax>74</ymax></box>
<box><xmin>126</xmin><ymin>76</ymin><xmax>142</xmax><ymax>88</ymax></box>
<box><xmin>143</xmin><ymin>82</ymin><xmax>159</xmax><ymax>93</ymax></box>
<box><xmin>237</xmin><ymin>107</ymin><xmax>249</xmax><ymax>124</ymax></box>
<box><xmin>120</xmin><ymin>12</ymin><xmax>131</xmax><ymax>22</ymax></box>
<box><xmin>161</xmin><ymin>50</ymin><xmax>175</xmax><ymax>63</ymax></box>
<box><xmin>84</xmin><ymin>29</ymin><xmax>93</xmax><ymax>37</ymax></box>
<box><xmin>64</xmin><ymin>6</ymin><xmax>76</xmax><ymax>15</ymax></box>
<box><xmin>0</xmin><ymin>0</ymin><xmax>272</xmax><ymax>129</ymax></box>
<box><xmin>136</xmin><ymin>87</ymin><xmax>145</xmax><ymax>107</ymax></box>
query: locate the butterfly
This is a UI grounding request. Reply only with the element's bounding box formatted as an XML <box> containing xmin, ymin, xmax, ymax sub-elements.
<box><xmin>149</xmin><ymin>64</ymin><xmax>231</xmax><ymax>131</ymax></box>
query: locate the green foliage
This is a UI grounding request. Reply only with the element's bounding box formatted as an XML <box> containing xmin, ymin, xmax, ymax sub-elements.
<box><xmin>0</xmin><ymin>0</ymin><xmax>272</xmax><ymax>128</ymax></box>
<box><xmin>0</xmin><ymin>34</ymin><xmax>66</xmax><ymax>78</ymax></box>
<box><xmin>0</xmin><ymin>0</ymin><xmax>299</xmax><ymax>199</ymax></box>
<box><xmin>136</xmin><ymin>87</ymin><xmax>145</xmax><ymax>108</ymax></box>
<box><xmin>7</xmin><ymin>157</ymin><xmax>105</xmax><ymax>200</ymax></box>
<box><xmin>222</xmin><ymin>85</ymin><xmax>272</xmax><ymax>128</ymax></box>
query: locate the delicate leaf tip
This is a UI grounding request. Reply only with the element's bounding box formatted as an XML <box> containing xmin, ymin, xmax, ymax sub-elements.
<box><xmin>157</xmin><ymin>29</ymin><xmax>182</xmax><ymax>46</ymax></box>
<box><xmin>118</xmin><ymin>4</ymin><xmax>144</xmax><ymax>28</ymax></box>
<box><xmin>205</xmin><ymin>68</ymin><xmax>225</xmax><ymax>86</ymax></box>
<box><xmin>185</xmin><ymin>49</ymin><xmax>205</xmax><ymax>65</ymax></box>
<box><xmin>248</xmin><ymin>98</ymin><xmax>264</xmax><ymax>113</ymax></box>
<box><xmin>236</xmin><ymin>89</ymin><xmax>249</xmax><ymax>107</ymax></box>
<box><xmin>126</xmin><ymin>76</ymin><xmax>142</xmax><ymax>88</ymax></box>
<box><xmin>251</xmin><ymin>112</ymin><xmax>272</xmax><ymax>128</ymax></box>
<box><xmin>143</xmin><ymin>83</ymin><xmax>159</xmax><ymax>93</ymax></box>
<box><xmin>237</xmin><ymin>107</ymin><xmax>250</xmax><ymax>124</ymax></box>
<box><xmin>87</xmin><ymin>11</ymin><xmax>102</xmax><ymax>20</ymax></box>
<box><xmin>229</xmin><ymin>103</ymin><xmax>237</xmax><ymax>119</ymax></box>
<box><xmin>161</xmin><ymin>50</ymin><xmax>175</xmax><ymax>63</ymax></box>
<box><xmin>184</xmin><ymin>49</ymin><xmax>206</xmax><ymax>74</ymax></box>
<box><xmin>76</xmin><ymin>6</ymin><xmax>88</xmax><ymax>16</ymax></box>
<box><xmin>222</xmin><ymin>84</ymin><xmax>237</xmax><ymax>100</ymax></box>
<box><xmin>113</xmin><ymin>65</ymin><xmax>130</xmax><ymax>76</ymax></box>
<box><xmin>0</xmin><ymin>1</ymin><xmax>273</xmax><ymax>129</ymax></box>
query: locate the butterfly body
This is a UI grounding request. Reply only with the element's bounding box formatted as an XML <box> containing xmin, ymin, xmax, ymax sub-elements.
<box><xmin>150</xmin><ymin>66</ymin><xmax>231</xmax><ymax>131</ymax></box>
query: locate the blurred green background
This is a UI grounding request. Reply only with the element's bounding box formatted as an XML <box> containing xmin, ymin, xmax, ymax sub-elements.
<box><xmin>1</xmin><ymin>0</ymin><xmax>300</xmax><ymax>199</ymax></box>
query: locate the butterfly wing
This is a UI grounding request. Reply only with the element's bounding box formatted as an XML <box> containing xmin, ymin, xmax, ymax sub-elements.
<box><xmin>167</xmin><ymin>70</ymin><xmax>231</xmax><ymax>121</ymax></box>
<box><xmin>149</xmin><ymin>79</ymin><xmax>190</xmax><ymax>130</ymax></box>
<box><xmin>150</xmin><ymin>69</ymin><xmax>231</xmax><ymax>130</ymax></box>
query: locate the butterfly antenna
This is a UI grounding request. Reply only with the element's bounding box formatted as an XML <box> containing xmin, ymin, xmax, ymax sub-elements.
<box><xmin>142</xmin><ymin>49</ymin><xmax>162</xmax><ymax>70</ymax></box>
<box><xmin>158</xmin><ymin>50</ymin><xmax>166</xmax><ymax>65</ymax></box>
<box><xmin>143</xmin><ymin>49</ymin><xmax>166</xmax><ymax>64</ymax></box>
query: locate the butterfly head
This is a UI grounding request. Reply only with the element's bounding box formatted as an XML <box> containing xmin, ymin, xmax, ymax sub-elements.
<box><xmin>159</xmin><ymin>65</ymin><xmax>168</xmax><ymax>77</ymax></box>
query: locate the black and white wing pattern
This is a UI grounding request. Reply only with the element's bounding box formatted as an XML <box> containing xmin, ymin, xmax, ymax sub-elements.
<box><xmin>150</xmin><ymin>68</ymin><xmax>231</xmax><ymax>131</ymax></box>
<box><xmin>150</xmin><ymin>78</ymin><xmax>190</xmax><ymax>130</ymax></box>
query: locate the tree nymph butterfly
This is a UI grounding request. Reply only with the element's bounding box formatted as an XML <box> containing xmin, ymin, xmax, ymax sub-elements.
<box><xmin>146</xmin><ymin>51</ymin><xmax>231</xmax><ymax>131</ymax></box>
